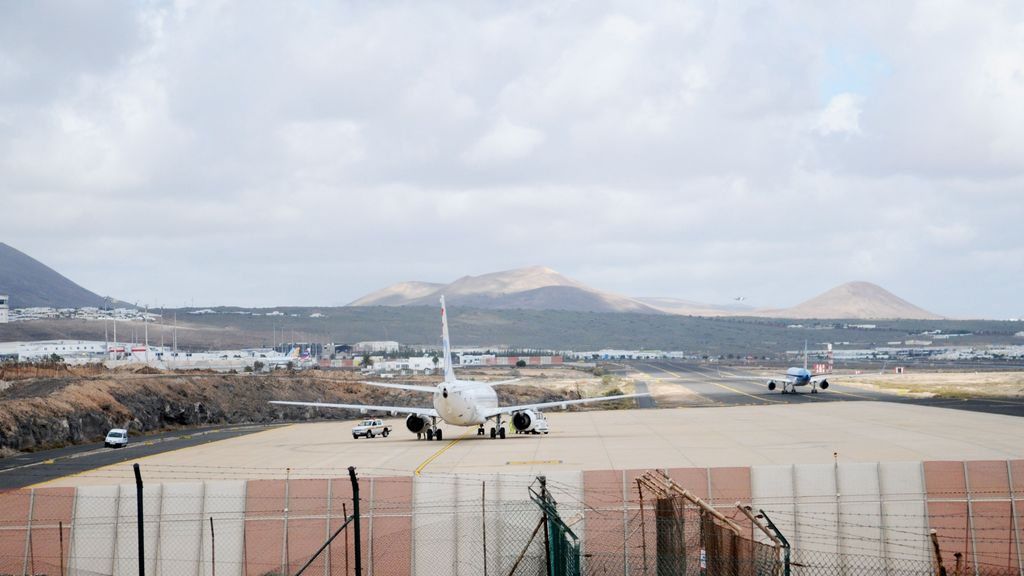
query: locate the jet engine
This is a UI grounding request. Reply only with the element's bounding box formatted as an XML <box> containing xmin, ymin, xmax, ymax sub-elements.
<box><xmin>767</xmin><ymin>381</ymin><xmax>777</xmax><ymax>391</ymax></box>
<box><xmin>511</xmin><ymin>410</ymin><xmax>540</xmax><ymax>433</ymax></box>
<box><xmin>818</xmin><ymin>380</ymin><xmax>829</xmax><ymax>390</ymax></box>
<box><xmin>405</xmin><ymin>414</ymin><xmax>428</xmax><ymax>434</ymax></box>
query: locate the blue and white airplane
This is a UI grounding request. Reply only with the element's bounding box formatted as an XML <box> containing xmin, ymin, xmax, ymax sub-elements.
<box><xmin>271</xmin><ymin>296</ymin><xmax>649</xmax><ymax>440</ymax></box>
<box><xmin>724</xmin><ymin>343</ymin><xmax>835</xmax><ymax>394</ymax></box>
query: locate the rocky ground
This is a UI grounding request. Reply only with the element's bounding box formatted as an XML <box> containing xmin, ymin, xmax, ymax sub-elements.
<box><xmin>0</xmin><ymin>365</ymin><xmax>621</xmax><ymax>455</ymax></box>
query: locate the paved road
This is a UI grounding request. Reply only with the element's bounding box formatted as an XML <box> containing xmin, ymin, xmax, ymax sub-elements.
<box><xmin>0</xmin><ymin>424</ymin><xmax>283</xmax><ymax>491</ymax></box>
<box><xmin>632</xmin><ymin>361</ymin><xmax>1024</xmax><ymax>418</ymax></box>
<box><xmin>632</xmin><ymin>380</ymin><xmax>657</xmax><ymax>408</ymax></box>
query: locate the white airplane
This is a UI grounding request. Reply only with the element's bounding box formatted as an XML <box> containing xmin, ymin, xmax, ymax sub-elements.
<box><xmin>270</xmin><ymin>296</ymin><xmax>649</xmax><ymax>440</ymax></box>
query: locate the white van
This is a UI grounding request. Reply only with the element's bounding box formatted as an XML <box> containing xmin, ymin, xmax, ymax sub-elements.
<box><xmin>104</xmin><ymin>428</ymin><xmax>128</xmax><ymax>448</ymax></box>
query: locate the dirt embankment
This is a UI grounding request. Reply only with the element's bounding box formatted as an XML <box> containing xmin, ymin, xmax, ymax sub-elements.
<box><xmin>0</xmin><ymin>369</ymin><xmax>572</xmax><ymax>455</ymax></box>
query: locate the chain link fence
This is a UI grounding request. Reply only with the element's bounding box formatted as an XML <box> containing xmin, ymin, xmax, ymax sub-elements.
<box><xmin>2</xmin><ymin>472</ymin><xmax>1023</xmax><ymax>576</ymax></box>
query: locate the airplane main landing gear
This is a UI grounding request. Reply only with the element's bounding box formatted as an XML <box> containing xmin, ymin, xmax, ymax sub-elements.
<box><xmin>490</xmin><ymin>427</ymin><xmax>497</xmax><ymax>439</ymax></box>
<box><xmin>477</xmin><ymin>426</ymin><xmax>485</xmax><ymax>436</ymax></box>
<box><xmin>499</xmin><ymin>427</ymin><xmax>506</xmax><ymax>439</ymax></box>
<box><xmin>424</xmin><ymin>417</ymin><xmax>442</xmax><ymax>441</ymax></box>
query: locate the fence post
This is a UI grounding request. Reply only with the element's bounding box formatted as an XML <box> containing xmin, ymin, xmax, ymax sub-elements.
<box><xmin>737</xmin><ymin>504</ymin><xmax>784</xmax><ymax>576</ymax></box>
<box><xmin>59</xmin><ymin>520</ymin><xmax>64</xmax><ymax>576</ymax></box>
<box><xmin>134</xmin><ymin>463</ymin><xmax>146</xmax><ymax>576</ymax></box>
<box><xmin>284</xmin><ymin>468</ymin><xmax>291</xmax><ymax>576</ymax></box>
<box><xmin>210</xmin><ymin>517</ymin><xmax>216</xmax><ymax>576</ymax></box>
<box><xmin>482</xmin><ymin>481</ymin><xmax>488</xmax><ymax>576</ymax></box>
<box><xmin>349</xmin><ymin>466</ymin><xmax>362</xmax><ymax>576</ymax></box>
<box><xmin>22</xmin><ymin>489</ymin><xmax>35</xmax><ymax>576</ymax></box>
<box><xmin>759</xmin><ymin>510</ymin><xmax>790</xmax><ymax>576</ymax></box>
<box><xmin>637</xmin><ymin>479</ymin><xmax>647</xmax><ymax>576</ymax></box>
<box><xmin>930</xmin><ymin>529</ymin><xmax>948</xmax><ymax>576</ymax></box>
<box><xmin>540</xmin><ymin>475</ymin><xmax>552</xmax><ymax>576</ymax></box>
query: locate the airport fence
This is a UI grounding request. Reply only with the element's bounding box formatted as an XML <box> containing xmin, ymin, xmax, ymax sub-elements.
<box><xmin>3</xmin><ymin>468</ymin><xmax>1024</xmax><ymax>576</ymax></box>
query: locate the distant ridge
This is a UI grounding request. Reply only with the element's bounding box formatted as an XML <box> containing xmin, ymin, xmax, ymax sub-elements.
<box><xmin>351</xmin><ymin>269</ymin><xmax>941</xmax><ymax>319</ymax></box>
<box><xmin>0</xmin><ymin>243</ymin><xmax>109</xmax><ymax>308</ymax></box>
<box><xmin>755</xmin><ymin>281</ymin><xmax>942</xmax><ymax>320</ymax></box>
<box><xmin>348</xmin><ymin>281</ymin><xmax>445</xmax><ymax>306</ymax></box>
<box><xmin>349</xmin><ymin>266</ymin><xmax>662</xmax><ymax>314</ymax></box>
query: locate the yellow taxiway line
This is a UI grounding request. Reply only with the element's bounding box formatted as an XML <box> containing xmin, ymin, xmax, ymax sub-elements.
<box><xmin>647</xmin><ymin>364</ymin><xmax>783</xmax><ymax>404</ymax></box>
<box><xmin>414</xmin><ymin>429</ymin><xmax>473</xmax><ymax>476</ymax></box>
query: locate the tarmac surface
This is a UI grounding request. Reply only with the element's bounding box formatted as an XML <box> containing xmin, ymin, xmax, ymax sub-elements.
<box><xmin>19</xmin><ymin>398</ymin><xmax>1024</xmax><ymax>488</ymax></box>
<box><xmin>4</xmin><ymin>361</ymin><xmax>1023</xmax><ymax>489</ymax></box>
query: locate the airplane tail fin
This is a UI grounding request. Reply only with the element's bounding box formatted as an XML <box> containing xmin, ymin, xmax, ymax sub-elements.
<box><xmin>803</xmin><ymin>340</ymin><xmax>808</xmax><ymax>371</ymax></box>
<box><xmin>440</xmin><ymin>296</ymin><xmax>455</xmax><ymax>383</ymax></box>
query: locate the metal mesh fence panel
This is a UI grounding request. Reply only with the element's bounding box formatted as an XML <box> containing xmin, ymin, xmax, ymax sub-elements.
<box><xmin>3</xmin><ymin>479</ymin><xmax>1024</xmax><ymax>576</ymax></box>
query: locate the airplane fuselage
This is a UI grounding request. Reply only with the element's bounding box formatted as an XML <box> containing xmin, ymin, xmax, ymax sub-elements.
<box><xmin>432</xmin><ymin>380</ymin><xmax>499</xmax><ymax>426</ymax></box>
<box><xmin>785</xmin><ymin>367</ymin><xmax>813</xmax><ymax>386</ymax></box>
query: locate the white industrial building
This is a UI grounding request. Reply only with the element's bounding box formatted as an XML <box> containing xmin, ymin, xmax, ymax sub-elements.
<box><xmin>0</xmin><ymin>294</ymin><xmax>8</xmax><ymax>323</ymax></box>
<box><xmin>354</xmin><ymin>340</ymin><xmax>401</xmax><ymax>354</ymax></box>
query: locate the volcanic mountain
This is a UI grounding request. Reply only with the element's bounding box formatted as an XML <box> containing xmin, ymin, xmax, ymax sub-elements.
<box><xmin>349</xmin><ymin>266</ymin><xmax>661</xmax><ymax>313</ymax></box>
<box><xmin>755</xmin><ymin>281</ymin><xmax>942</xmax><ymax>320</ymax></box>
<box><xmin>0</xmin><ymin>242</ymin><xmax>109</xmax><ymax>308</ymax></box>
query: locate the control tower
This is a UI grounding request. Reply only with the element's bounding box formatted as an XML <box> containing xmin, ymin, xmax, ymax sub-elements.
<box><xmin>0</xmin><ymin>295</ymin><xmax>8</xmax><ymax>324</ymax></box>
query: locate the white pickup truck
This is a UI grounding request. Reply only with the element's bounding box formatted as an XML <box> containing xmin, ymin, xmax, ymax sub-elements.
<box><xmin>351</xmin><ymin>419</ymin><xmax>392</xmax><ymax>439</ymax></box>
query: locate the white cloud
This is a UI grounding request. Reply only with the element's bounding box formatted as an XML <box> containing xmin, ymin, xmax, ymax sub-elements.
<box><xmin>816</xmin><ymin>93</ymin><xmax>863</xmax><ymax>136</ymax></box>
<box><xmin>1</xmin><ymin>1</ymin><xmax>1022</xmax><ymax>317</ymax></box>
<box><xmin>462</xmin><ymin>118</ymin><xmax>545</xmax><ymax>164</ymax></box>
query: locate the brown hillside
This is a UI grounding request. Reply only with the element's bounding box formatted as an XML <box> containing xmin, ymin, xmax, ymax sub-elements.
<box><xmin>757</xmin><ymin>281</ymin><xmax>942</xmax><ymax>320</ymax></box>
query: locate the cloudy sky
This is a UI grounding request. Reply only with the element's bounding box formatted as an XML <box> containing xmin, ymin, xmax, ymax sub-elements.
<box><xmin>2</xmin><ymin>1</ymin><xmax>1022</xmax><ymax>318</ymax></box>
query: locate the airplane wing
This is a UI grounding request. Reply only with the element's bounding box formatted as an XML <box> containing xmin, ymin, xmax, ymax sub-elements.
<box><xmin>810</xmin><ymin>373</ymin><xmax>871</xmax><ymax>380</ymax></box>
<box><xmin>487</xmin><ymin>378</ymin><xmax>522</xmax><ymax>386</ymax></box>
<box><xmin>482</xmin><ymin>393</ymin><xmax>649</xmax><ymax>418</ymax></box>
<box><xmin>269</xmin><ymin>400</ymin><xmax>438</xmax><ymax>417</ymax></box>
<box><xmin>359</xmin><ymin>381</ymin><xmax>437</xmax><ymax>393</ymax></box>
<box><xmin>716</xmin><ymin>371</ymin><xmax>785</xmax><ymax>381</ymax></box>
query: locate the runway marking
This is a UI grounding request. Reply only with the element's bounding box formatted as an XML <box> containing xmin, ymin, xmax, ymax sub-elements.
<box><xmin>645</xmin><ymin>364</ymin><xmax>782</xmax><ymax>404</ymax></box>
<box><xmin>712</xmin><ymin>366</ymin><xmax>881</xmax><ymax>402</ymax></box>
<box><xmin>637</xmin><ymin>365</ymin><xmax>718</xmax><ymax>405</ymax></box>
<box><xmin>507</xmin><ymin>459</ymin><xmax>562</xmax><ymax>466</ymax></box>
<box><xmin>964</xmin><ymin>397</ymin><xmax>1024</xmax><ymax>406</ymax></box>
<box><xmin>414</xmin><ymin>429</ymin><xmax>473</xmax><ymax>476</ymax></box>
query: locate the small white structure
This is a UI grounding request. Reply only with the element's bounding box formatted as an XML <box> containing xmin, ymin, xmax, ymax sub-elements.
<box><xmin>0</xmin><ymin>295</ymin><xmax>8</xmax><ymax>323</ymax></box>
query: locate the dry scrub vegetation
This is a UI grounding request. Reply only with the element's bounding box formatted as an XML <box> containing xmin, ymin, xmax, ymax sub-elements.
<box><xmin>839</xmin><ymin>371</ymin><xmax>1024</xmax><ymax>399</ymax></box>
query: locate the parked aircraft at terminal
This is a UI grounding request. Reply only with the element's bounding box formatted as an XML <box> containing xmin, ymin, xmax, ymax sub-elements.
<box><xmin>271</xmin><ymin>296</ymin><xmax>649</xmax><ymax>440</ymax></box>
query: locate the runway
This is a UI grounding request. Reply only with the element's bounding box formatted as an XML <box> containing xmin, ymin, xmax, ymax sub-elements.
<box><xmin>629</xmin><ymin>360</ymin><xmax>1024</xmax><ymax>417</ymax></box>
<box><xmin>0</xmin><ymin>424</ymin><xmax>281</xmax><ymax>490</ymax></box>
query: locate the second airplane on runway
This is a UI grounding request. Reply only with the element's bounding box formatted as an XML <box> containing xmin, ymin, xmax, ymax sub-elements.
<box><xmin>271</xmin><ymin>296</ymin><xmax>648</xmax><ymax>440</ymax></box>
